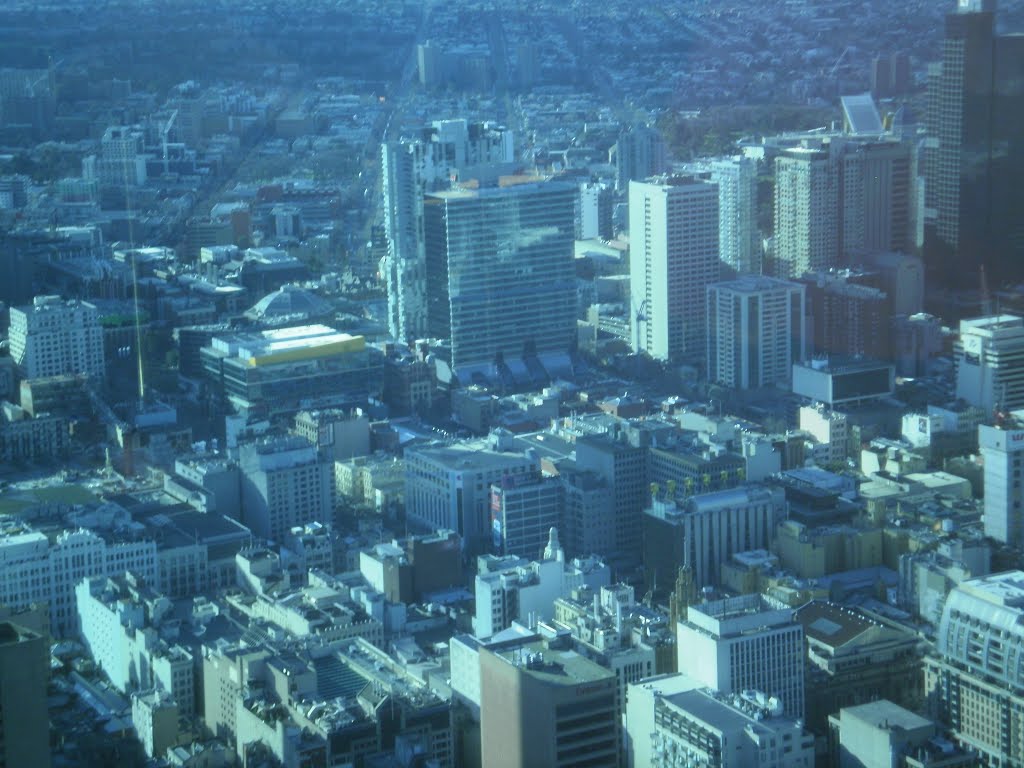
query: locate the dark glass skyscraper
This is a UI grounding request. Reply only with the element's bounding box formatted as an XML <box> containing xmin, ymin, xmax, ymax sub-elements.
<box><xmin>423</xmin><ymin>179</ymin><xmax>577</xmax><ymax>373</ymax></box>
<box><xmin>924</xmin><ymin>0</ymin><xmax>1024</xmax><ymax>290</ymax></box>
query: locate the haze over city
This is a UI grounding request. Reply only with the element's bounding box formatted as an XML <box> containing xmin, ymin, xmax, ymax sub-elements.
<box><xmin>0</xmin><ymin>0</ymin><xmax>1023</xmax><ymax>766</ymax></box>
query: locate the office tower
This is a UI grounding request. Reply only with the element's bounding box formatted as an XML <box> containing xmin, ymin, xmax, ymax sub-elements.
<box><xmin>0</xmin><ymin>622</ymin><xmax>50</xmax><ymax>768</ymax></box>
<box><xmin>711</xmin><ymin>156</ymin><xmax>761</xmax><ymax>275</ymax></box>
<box><xmin>614</xmin><ymin>124</ymin><xmax>667</xmax><ymax>192</ymax></box>
<box><xmin>381</xmin><ymin>119</ymin><xmax>514</xmax><ymax>343</ymax></box>
<box><xmin>871</xmin><ymin>56</ymin><xmax>893</xmax><ymax>99</ymax></box>
<box><xmin>479</xmin><ymin>635</ymin><xmax>620</xmax><ymax>768</ymax></box>
<box><xmin>629</xmin><ymin>176</ymin><xmax>720</xmax><ymax>362</ymax></box>
<box><xmin>643</xmin><ymin>486</ymin><xmax>788</xmax><ymax>595</ymax></box>
<box><xmin>955</xmin><ymin>315</ymin><xmax>1024</xmax><ymax>412</ymax></box>
<box><xmin>576</xmin><ymin>426</ymin><xmax>651</xmax><ymax>568</ymax></box>
<box><xmin>238</xmin><ymin>436</ymin><xmax>333</xmax><ymax>542</ymax></box>
<box><xmin>925</xmin><ymin>572</ymin><xmax>1024</xmax><ymax>764</ymax></box>
<box><xmin>773</xmin><ymin>148</ymin><xmax>837</xmax><ymax>279</ymax></box>
<box><xmin>8</xmin><ymin>295</ymin><xmax>105</xmax><ymax>380</ymax></box>
<box><xmin>838</xmin><ymin>140</ymin><xmax>912</xmax><ymax>258</ymax></box>
<box><xmin>924</xmin><ymin>0</ymin><xmax>1024</xmax><ymax>289</ymax></box>
<box><xmin>423</xmin><ymin>179</ymin><xmax>576</xmax><ymax>372</ymax></box>
<box><xmin>404</xmin><ymin>432</ymin><xmax>539</xmax><ymax>553</ymax></box>
<box><xmin>626</xmin><ymin>675</ymin><xmax>814</xmax><ymax>768</ymax></box>
<box><xmin>490</xmin><ymin>475</ymin><xmax>564</xmax><ymax>560</ymax></box>
<box><xmin>577</xmin><ymin>181</ymin><xmax>614</xmax><ymax>240</ymax></box>
<box><xmin>800</xmin><ymin>272</ymin><xmax>888</xmax><ymax>360</ymax></box>
<box><xmin>706</xmin><ymin>276</ymin><xmax>806</xmax><ymax>389</ymax></box>
<box><xmin>677</xmin><ymin>594</ymin><xmax>805</xmax><ymax>718</ymax></box>
<box><xmin>979</xmin><ymin>417</ymin><xmax>1024</xmax><ymax>546</ymax></box>
<box><xmin>82</xmin><ymin>125</ymin><xmax>149</xmax><ymax>187</ymax></box>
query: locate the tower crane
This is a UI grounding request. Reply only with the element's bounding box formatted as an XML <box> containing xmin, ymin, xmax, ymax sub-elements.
<box><xmin>161</xmin><ymin>109</ymin><xmax>178</xmax><ymax>175</ymax></box>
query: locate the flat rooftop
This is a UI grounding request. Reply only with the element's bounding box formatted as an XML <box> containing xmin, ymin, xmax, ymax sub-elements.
<box><xmin>494</xmin><ymin>641</ymin><xmax>613</xmax><ymax>686</ymax></box>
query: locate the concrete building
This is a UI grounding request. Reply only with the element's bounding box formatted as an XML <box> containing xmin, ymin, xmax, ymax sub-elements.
<box><xmin>629</xmin><ymin>176</ymin><xmax>720</xmax><ymax>362</ymax></box>
<box><xmin>76</xmin><ymin>574</ymin><xmax>195</xmax><ymax>714</ymax></box>
<box><xmin>774</xmin><ymin>148</ymin><xmax>838</xmax><ymax>279</ymax></box>
<box><xmin>200</xmin><ymin>325</ymin><xmax>382</xmax><ymax>417</ymax></box>
<box><xmin>474</xmin><ymin>531</ymin><xmax>610</xmax><ymax>638</ymax></box>
<box><xmin>489</xmin><ymin>474</ymin><xmax>563</xmax><ymax>560</ymax></box>
<box><xmin>677</xmin><ymin>594</ymin><xmax>805</xmax><ymax>718</ymax></box>
<box><xmin>829</xmin><ymin>700</ymin><xmax>973</xmax><ymax>768</ymax></box>
<box><xmin>423</xmin><ymin>179</ymin><xmax>577</xmax><ymax>374</ymax></box>
<box><xmin>0</xmin><ymin>622</ymin><xmax>51</xmax><ymax>768</ymax></box>
<box><xmin>382</xmin><ymin>119</ymin><xmax>514</xmax><ymax>342</ymax></box>
<box><xmin>404</xmin><ymin>431</ymin><xmax>539</xmax><ymax>553</ymax></box>
<box><xmin>795</xmin><ymin>601</ymin><xmax>922</xmax><ymax>736</ymax></box>
<box><xmin>132</xmin><ymin>691</ymin><xmax>180</xmax><ymax>760</ymax></box>
<box><xmin>239</xmin><ymin>436</ymin><xmax>333</xmax><ymax>543</ymax></box>
<box><xmin>707</xmin><ymin>276</ymin><xmax>806</xmax><ymax>389</ymax></box>
<box><xmin>980</xmin><ymin>416</ymin><xmax>1024</xmax><ymax>546</ymax></box>
<box><xmin>614</xmin><ymin>124</ymin><xmax>668</xmax><ymax>192</ymax></box>
<box><xmin>479</xmin><ymin>633</ymin><xmax>620</xmax><ymax>768</ymax></box>
<box><xmin>8</xmin><ymin>295</ymin><xmax>104</xmax><ymax>380</ymax></box>
<box><xmin>0</xmin><ymin>401</ymin><xmax>69</xmax><ymax>464</ymax></box>
<box><xmin>625</xmin><ymin>674</ymin><xmax>814</xmax><ymax>768</ymax></box>
<box><xmin>0</xmin><ymin>523</ymin><xmax>158</xmax><ymax>638</ymax></box>
<box><xmin>799</xmin><ymin>405</ymin><xmax>850</xmax><ymax>467</ymax></box>
<box><xmin>925</xmin><ymin>571</ymin><xmax>1024</xmax><ymax>765</ymax></box>
<box><xmin>955</xmin><ymin>316</ymin><xmax>1024</xmax><ymax>413</ymax></box>
<box><xmin>711</xmin><ymin>156</ymin><xmax>761</xmax><ymax>275</ymax></box>
<box><xmin>643</xmin><ymin>486</ymin><xmax>788</xmax><ymax>594</ymax></box>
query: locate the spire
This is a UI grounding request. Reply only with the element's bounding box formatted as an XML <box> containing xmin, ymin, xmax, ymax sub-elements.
<box><xmin>543</xmin><ymin>526</ymin><xmax>564</xmax><ymax>563</ymax></box>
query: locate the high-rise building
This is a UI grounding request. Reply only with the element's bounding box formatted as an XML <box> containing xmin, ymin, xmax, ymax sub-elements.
<box><xmin>923</xmin><ymin>0</ymin><xmax>1024</xmax><ymax>289</ymax></box>
<box><xmin>404</xmin><ymin>431</ymin><xmax>539</xmax><ymax>553</ymax></box>
<box><xmin>490</xmin><ymin>474</ymin><xmax>564</xmax><ymax>560</ymax></box>
<box><xmin>925</xmin><ymin>572</ymin><xmax>1024</xmax><ymax>764</ymax></box>
<box><xmin>238</xmin><ymin>436</ymin><xmax>333</xmax><ymax>542</ymax></box>
<box><xmin>979</xmin><ymin>416</ymin><xmax>1024</xmax><ymax>546</ymax></box>
<box><xmin>381</xmin><ymin>119</ymin><xmax>514</xmax><ymax>342</ymax></box>
<box><xmin>711</xmin><ymin>156</ymin><xmax>761</xmax><ymax>275</ymax></box>
<box><xmin>8</xmin><ymin>295</ymin><xmax>105</xmax><ymax>380</ymax></box>
<box><xmin>0</xmin><ymin>622</ymin><xmax>50</xmax><ymax>768</ymax></box>
<box><xmin>629</xmin><ymin>176</ymin><xmax>720</xmax><ymax>362</ymax></box>
<box><xmin>643</xmin><ymin>486</ymin><xmax>788</xmax><ymax>595</ymax></box>
<box><xmin>614</xmin><ymin>124</ymin><xmax>667</xmax><ymax>192</ymax></box>
<box><xmin>838</xmin><ymin>139</ymin><xmax>912</xmax><ymax>259</ymax></box>
<box><xmin>800</xmin><ymin>271</ymin><xmax>888</xmax><ymax>360</ymax></box>
<box><xmin>955</xmin><ymin>315</ymin><xmax>1024</xmax><ymax>412</ymax></box>
<box><xmin>677</xmin><ymin>594</ymin><xmax>805</xmax><ymax>718</ymax></box>
<box><xmin>773</xmin><ymin>148</ymin><xmax>838</xmax><ymax>279</ymax></box>
<box><xmin>479</xmin><ymin>634</ymin><xmax>620</xmax><ymax>768</ymax></box>
<box><xmin>423</xmin><ymin>179</ymin><xmax>577</xmax><ymax>372</ymax></box>
<box><xmin>706</xmin><ymin>276</ymin><xmax>806</xmax><ymax>389</ymax></box>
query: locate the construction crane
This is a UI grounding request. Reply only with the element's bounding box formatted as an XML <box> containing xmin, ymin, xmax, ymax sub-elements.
<box><xmin>829</xmin><ymin>46</ymin><xmax>852</xmax><ymax>78</ymax></box>
<box><xmin>161</xmin><ymin>108</ymin><xmax>178</xmax><ymax>175</ymax></box>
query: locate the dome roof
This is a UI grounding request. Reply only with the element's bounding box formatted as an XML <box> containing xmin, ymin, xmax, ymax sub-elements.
<box><xmin>245</xmin><ymin>284</ymin><xmax>331</xmax><ymax>322</ymax></box>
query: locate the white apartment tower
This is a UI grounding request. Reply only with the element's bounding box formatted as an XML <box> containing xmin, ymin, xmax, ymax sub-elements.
<box><xmin>381</xmin><ymin>119</ymin><xmax>514</xmax><ymax>342</ymax></box>
<box><xmin>629</xmin><ymin>176</ymin><xmax>720</xmax><ymax>362</ymax></box>
<box><xmin>707</xmin><ymin>276</ymin><xmax>806</xmax><ymax>389</ymax></box>
<box><xmin>711</xmin><ymin>156</ymin><xmax>761</xmax><ymax>275</ymax></box>
<box><xmin>8</xmin><ymin>295</ymin><xmax>105</xmax><ymax>380</ymax></box>
<box><xmin>773</xmin><ymin>148</ymin><xmax>838</xmax><ymax>279</ymax></box>
<box><xmin>955</xmin><ymin>315</ymin><xmax>1024</xmax><ymax>412</ymax></box>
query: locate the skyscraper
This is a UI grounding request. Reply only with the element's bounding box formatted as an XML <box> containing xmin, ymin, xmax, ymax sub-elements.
<box><xmin>613</xmin><ymin>124</ymin><xmax>667</xmax><ymax>192</ymax></box>
<box><xmin>381</xmin><ymin>120</ymin><xmax>514</xmax><ymax>342</ymax></box>
<box><xmin>0</xmin><ymin>622</ymin><xmax>51</xmax><ymax>768</ymax></box>
<box><xmin>707</xmin><ymin>276</ymin><xmax>806</xmax><ymax>389</ymax></box>
<box><xmin>955</xmin><ymin>315</ymin><xmax>1024</xmax><ymax>412</ymax></box>
<box><xmin>923</xmin><ymin>0</ymin><xmax>1024</xmax><ymax>289</ymax></box>
<box><xmin>979</xmin><ymin>417</ymin><xmax>1024</xmax><ymax>547</ymax></box>
<box><xmin>773</xmin><ymin>148</ymin><xmax>838</xmax><ymax>279</ymax></box>
<box><xmin>711</xmin><ymin>156</ymin><xmax>761</xmax><ymax>275</ymax></box>
<box><xmin>423</xmin><ymin>179</ymin><xmax>577</xmax><ymax>373</ymax></box>
<box><xmin>629</xmin><ymin>176</ymin><xmax>720</xmax><ymax>362</ymax></box>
